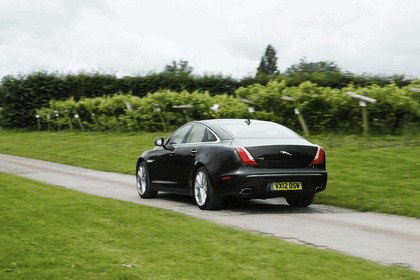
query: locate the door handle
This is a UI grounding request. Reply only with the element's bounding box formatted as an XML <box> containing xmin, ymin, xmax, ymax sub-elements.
<box><xmin>170</xmin><ymin>151</ymin><xmax>176</xmax><ymax>156</ymax></box>
<box><xmin>191</xmin><ymin>149</ymin><xmax>197</xmax><ymax>155</ymax></box>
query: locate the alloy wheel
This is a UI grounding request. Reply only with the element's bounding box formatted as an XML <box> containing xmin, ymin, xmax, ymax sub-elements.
<box><xmin>137</xmin><ymin>164</ymin><xmax>147</xmax><ymax>195</ymax></box>
<box><xmin>194</xmin><ymin>170</ymin><xmax>208</xmax><ymax>206</ymax></box>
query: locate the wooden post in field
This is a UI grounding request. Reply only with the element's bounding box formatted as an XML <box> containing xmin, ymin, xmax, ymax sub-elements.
<box><xmin>74</xmin><ymin>112</ymin><xmax>85</xmax><ymax>132</ymax></box>
<box><xmin>54</xmin><ymin>110</ymin><xmax>61</xmax><ymax>131</ymax></box>
<box><xmin>346</xmin><ymin>92</ymin><xmax>377</xmax><ymax>136</ymax></box>
<box><xmin>153</xmin><ymin>104</ymin><xmax>167</xmax><ymax>132</ymax></box>
<box><xmin>281</xmin><ymin>96</ymin><xmax>310</xmax><ymax>136</ymax></box>
<box><xmin>35</xmin><ymin>114</ymin><xmax>41</xmax><ymax>131</ymax></box>
<box><xmin>359</xmin><ymin>101</ymin><xmax>368</xmax><ymax>136</ymax></box>
<box><xmin>172</xmin><ymin>105</ymin><xmax>193</xmax><ymax>123</ymax></box>
<box><xmin>294</xmin><ymin>108</ymin><xmax>310</xmax><ymax>136</ymax></box>
<box><xmin>46</xmin><ymin>114</ymin><xmax>51</xmax><ymax>131</ymax></box>
<box><xmin>67</xmin><ymin>112</ymin><xmax>74</xmax><ymax>132</ymax></box>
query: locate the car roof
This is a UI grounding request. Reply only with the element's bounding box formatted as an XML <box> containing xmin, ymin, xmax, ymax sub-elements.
<box><xmin>196</xmin><ymin>118</ymin><xmax>275</xmax><ymax>127</ymax></box>
<box><xmin>191</xmin><ymin>118</ymin><xmax>310</xmax><ymax>146</ymax></box>
<box><xmin>198</xmin><ymin>118</ymin><xmax>266</xmax><ymax>124</ymax></box>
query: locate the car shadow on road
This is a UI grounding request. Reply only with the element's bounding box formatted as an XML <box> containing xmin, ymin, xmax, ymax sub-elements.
<box><xmin>156</xmin><ymin>193</ymin><xmax>343</xmax><ymax>215</ymax></box>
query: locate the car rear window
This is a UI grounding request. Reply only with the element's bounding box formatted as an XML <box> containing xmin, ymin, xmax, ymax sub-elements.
<box><xmin>221</xmin><ymin>123</ymin><xmax>300</xmax><ymax>138</ymax></box>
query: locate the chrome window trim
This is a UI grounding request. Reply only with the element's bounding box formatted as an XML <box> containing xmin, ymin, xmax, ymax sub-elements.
<box><xmin>181</xmin><ymin>123</ymin><xmax>221</xmax><ymax>145</ymax></box>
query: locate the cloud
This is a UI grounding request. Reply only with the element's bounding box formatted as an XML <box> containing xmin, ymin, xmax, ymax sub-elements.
<box><xmin>1</xmin><ymin>0</ymin><xmax>420</xmax><ymax>79</ymax></box>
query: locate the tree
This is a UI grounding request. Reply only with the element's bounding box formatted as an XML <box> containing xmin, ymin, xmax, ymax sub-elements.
<box><xmin>283</xmin><ymin>58</ymin><xmax>350</xmax><ymax>88</ymax></box>
<box><xmin>283</xmin><ymin>58</ymin><xmax>412</xmax><ymax>88</ymax></box>
<box><xmin>284</xmin><ymin>58</ymin><xmax>340</xmax><ymax>76</ymax></box>
<box><xmin>256</xmin><ymin>45</ymin><xmax>279</xmax><ymax>77</ymax></box>
<box><xmin>163</xmin><ymin>60</ymin><xmax>193</xmax><ymax>76</ymax></box>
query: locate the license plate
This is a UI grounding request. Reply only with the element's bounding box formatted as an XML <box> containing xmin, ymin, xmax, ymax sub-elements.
<box><xmin>272</xmin><ymin>182</ymin><xmax>302</xmax><ymax>191</ymax></box>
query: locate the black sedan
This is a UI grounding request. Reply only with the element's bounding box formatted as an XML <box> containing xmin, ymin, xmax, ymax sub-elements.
<box><xmin>136</xmin><ymin>119</ymin><xmax>327</xmax><ymax>210</ymax></box>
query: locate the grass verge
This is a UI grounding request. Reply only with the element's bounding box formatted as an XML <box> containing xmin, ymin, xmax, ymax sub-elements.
<box><xmin>0</xmin><ymin>173</ymin><xmax>418</xmax><ymax>279</ymax></box>
<box><xmin>0</xmin><ymin>131</ymin><xmax>165</xmax><ymax>174</ymax></box>
<box><xmin>309</xmin><ymin>134</ymin><xmax>420</xmax><ymax>217</ymax></box>
<box><xmin>0</xmin><ymin>131</ymin><xmax>419</xmax><ymax>217</ymax></box>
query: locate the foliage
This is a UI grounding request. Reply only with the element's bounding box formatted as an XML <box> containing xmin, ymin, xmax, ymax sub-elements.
<box><xmin>0</xmin><ymin>72</ymin><xmax>125</xmax><ymax>129</ymax></box>
<box><xmin>283</xmin><ymin>58</ymin><xmax>350</xmax><ymax>88</ymax></box>
<box><xmin>32</xmin><ymin>80</ymin><xmax>420</xmax><ymax>134</ymax></box>
<box><xmin>122</xmin><ymin>73</ymin><xmax>240</xmax><ymax>98</ymax></box>
<box><xmin>360</xmin><ymin>84</ymin><xmax>420</xmax><ymax>134</ymax></box>
<box><xmin>64</xmin><ymin>72</ymin><xmax>122</xmax><ymax>100</ymax></box>
<box><xmin>256</xmin><ymin>44</ymin><xmax>279</xmax><ymax>77</ymax></box>
<box><xmin>285</xmin><ymin>59</ymin><xmax>341</xmax><ymax>75</ymax></box>
<box><xmin>348</xmin><ymin>73</ymin><xmax>412</xmax><ymax>88</ymax></box>
<box><xmin>35</xmin><ymin>91</ymin><xmax>250</xmax><ymax>132</ymax></box>
<box><xmin>0</xmin><ymin>71</ymin><xmax>243</xmax><ymax>129</ymax></box>
<box><xmin>236</xmin><ymin>80</ymin><xmax>420</xmax><ymax>134</ymax></box>
<box><xmin>163</xmin><ymin>59</ymin><xmax>193</xmax><ymax>75</ymax></box>
<box><xmin>0</xmin><ymin>61</ymin><xmax>418</xmax><ymax>130</ymax></box>
<box><xmin>0</xmin><ymin>72</ymin><xmax>67</xmax><ymax>129</ymax></box>
<box><xmin>283</xmin><ymin>58</ymin><xmax>412</xmax><ymax>88</ymax></box>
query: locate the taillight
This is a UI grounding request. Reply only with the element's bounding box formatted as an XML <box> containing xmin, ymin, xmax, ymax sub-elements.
<box><xmin>311</xmin><ymin>146</ymin><xmax>325</xmax><ymax>165</ymax></box>
<box><xmin>235</xmin><ymin>147</ymin><xmax>258</xmax><ymax>166</ymax></box>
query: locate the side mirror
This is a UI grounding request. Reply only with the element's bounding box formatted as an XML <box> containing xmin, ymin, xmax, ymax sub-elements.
<box><xmin>154</xmin><ymin>137</ymin><xmax>164</xmax><ymax>146</ymax></box>
<box><xmin>155</xmin><ymin>137</ymin><xmax>174</xmax><ymax>151</ymax></box>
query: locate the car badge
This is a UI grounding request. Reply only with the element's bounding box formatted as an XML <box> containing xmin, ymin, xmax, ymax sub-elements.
<box><xmin>280</xmin><ymin>151</ymin><xmax>292</xmax><ymax>156</ymax></box>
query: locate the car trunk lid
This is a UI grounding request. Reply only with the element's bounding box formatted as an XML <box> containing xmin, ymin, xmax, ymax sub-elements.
<box><xmin>246</xmin><ymin>145</ymin><xmax>318</xmax><ymax>168</ymax></box>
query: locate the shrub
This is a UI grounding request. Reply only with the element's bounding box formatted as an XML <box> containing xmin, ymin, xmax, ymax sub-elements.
<box><xmin>28</xmin><ymin>82</ymin><xmax>420</xmax><ymax>134</ymax></box>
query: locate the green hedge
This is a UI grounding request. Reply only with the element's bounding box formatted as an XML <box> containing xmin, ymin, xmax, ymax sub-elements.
<box><xmin>0</xmin><ymin>72</ymin><xmax>123</xmax><ymax>129</ymax></box>
<box><xmin>0</xmin><ymin>72</ymin><xmax>247</xmax><ymax>129</ymax></box>
<box><xmin>34</xmin><ymin>81</ymin><xmax>420</xmax><ymax>134</ymax></box>
<box><xmin>237</xmin><ymin>80</ymin><xmax>420</xmax><ymax>134</ymax></box>
<box><xmin>35</xmin><ymin>91</ymin><xmax>249</xmax><ymax>132</ymax></box>
<box><xmin>2</xmin><ymin>70</ymin><xmax>418</xmax><ymax>130</ymax></box>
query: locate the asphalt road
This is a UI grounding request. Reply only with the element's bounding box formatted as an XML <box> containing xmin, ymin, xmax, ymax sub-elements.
<box><xmin>1</xmin><ymin>153</ymin><xmax>420</xmax><ymax>272</ymax></box>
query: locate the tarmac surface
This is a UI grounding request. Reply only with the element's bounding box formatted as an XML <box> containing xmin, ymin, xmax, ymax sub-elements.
<box><xmin>1</xmin><ymin>153</ymin><xmax>419</xmax><ymax>272</ymax></box>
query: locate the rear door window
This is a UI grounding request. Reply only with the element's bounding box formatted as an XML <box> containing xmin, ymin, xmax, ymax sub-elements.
<box><xmin>185</xmin><ymin>125</ymin><xmax>218</xmax><ymax>143</ymax></box>
<box><xmin>186</xmin><ymin>125</ymin><xmax>206</xmax><ymax>143</ymax></box>
<box><xmin>167</xmin><ymin>125</ymin><xmax>192</xmax><ymax>145</ymax></box>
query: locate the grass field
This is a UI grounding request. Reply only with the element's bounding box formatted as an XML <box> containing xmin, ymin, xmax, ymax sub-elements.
<box><xmin>0</xmin><ymin>131</ymin><xmax>164</xmax><ymax>174</ymax></box>
<box><xmin>1</xmin><ymin>173</ymin><xmax>418</xmax><ymax>279</ymax></box>
<box><xmin>0</xmin><ymin>131</ymin><xmax>419</xmax><ymax>217</ymax></box>
<box><xmin>311</xmin><ymin>134</ymin><xmax>420</xmax><ymax>217</ymax></box>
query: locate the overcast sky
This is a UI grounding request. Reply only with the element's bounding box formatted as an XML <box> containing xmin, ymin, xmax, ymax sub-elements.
<box><xmin>1</xmin><ymin>0</ymin><xmax>420</xmax><ymax>79</ymax></box>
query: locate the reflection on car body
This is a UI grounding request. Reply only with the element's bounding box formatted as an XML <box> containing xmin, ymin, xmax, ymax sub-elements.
<box><xmin>136</xmin><ymin>119</ymin><xmax>327</xmax><ymax>210</ymax></box>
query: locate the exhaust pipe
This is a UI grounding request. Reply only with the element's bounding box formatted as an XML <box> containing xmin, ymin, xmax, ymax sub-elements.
<box><xmin>314</xmin><ymin>187</ymin><xmax>324</xmax><ymax>193</ymax></box>
<box><xmin>239</xmin><ymin>188</ymin><xmax>253</xmax><ymax>195</ymax></box>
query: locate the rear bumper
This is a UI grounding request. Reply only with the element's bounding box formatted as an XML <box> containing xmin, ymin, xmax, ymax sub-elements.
<box><xmin>212</xmin><ymin>167</ymin><xmax>327</xmax><ymax>199</ymax></box>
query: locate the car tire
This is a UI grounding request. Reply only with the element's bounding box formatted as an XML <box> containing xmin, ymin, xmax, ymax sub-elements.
<box><xmin>286</xmin><ymin>194</ymin><xmax>315</xmax><ymax>207</ymax></box>
<box><xmin>193</xmin><ymin>167</ymin><xmax>223</xmax><ymax>210</ymax></box>
<box><xmin>136</xmin><ymin>162</ymin><xmax>157</xmax><ymax>198</ymax></box>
